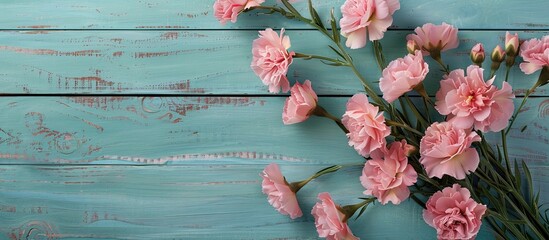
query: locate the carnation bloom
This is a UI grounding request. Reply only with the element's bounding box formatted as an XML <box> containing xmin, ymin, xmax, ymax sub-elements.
<box><xmin>213</xmin><ymin>0</ymin><xmax>265</xmax><ymax>24</ymax></box>
<box><xmin>260</xmin><ymin>163</ymin><xmax>303</xmax><ymax>219</ymax></box>
<box><xmin>379</xmin><ymin>50</ymin><xmax>429</xmax><ymax>103</ymax></box>
<box><xmin>342</xmin><ymin>93</ymin><xmax>390</xmax><ymax>157</ymax></box>
<box><xmin>519</xmin><ymin>36</ymin><xmax>549</xmax><ymax>74</ymax></box>
<box><xmin>311</xmin><ymin>192</ymin><xmax>359</xmax><ymax>240</ymax></box>
<box><xmin>251</xmin><ymin>28</ymin><xmax>295</xmax><ymax>93</ymax></box>
<box><xmin>283</xmin><ymin>80</ymin><xmax>318</xmax><ymax>125</ymax></box>
<box><xmin>339</xmin><ymin>0</ymin><xmax>400</xmax><ymax>49</ymax></box>
<box><xmin>423</xmin><ymin>184</ymin><xmax>487</xmax><ymax>240</ymax></box>
<box><xmin>419</xmin><ymin>122</ymin><xmax>481</xmax><ymax>180</ymax></box>
<box><xmin>435</xmin><ymin>65</ymin><xmax>515</xmax><ymax>132</ymax></box>
<box><xmin>406</xmin><ymin>23</ymin><xmax>459</xmax><ymax>56</ymax></box>
<box><xmin>360</xmin><ymin>140</ymin><xmax>418</xmax><ymax>205</ymax></box>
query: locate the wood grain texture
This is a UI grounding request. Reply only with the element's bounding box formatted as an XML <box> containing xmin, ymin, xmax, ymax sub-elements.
<box><xmin>2</xmin><ymin>0</ymin><xmax>549</xmax><ymax>239</ymax></box>
<box><xmin>1</xmin><ymin>30</ymin><xmax>548</xmax><ymax>95</ymax></box>
<box><xmin>3</xmin><ymin>164</ymin><xmax>544</xmax><ymax>239</ymax></box>
<box><xmin>0</xmin><ymin>96</ymin><xmax>547</xmax><ymax>167</ymax></box>
<box><xmin>1</xmin><ymin>0</ymin><xmax>548</xmax><ymax>30</ymax></box>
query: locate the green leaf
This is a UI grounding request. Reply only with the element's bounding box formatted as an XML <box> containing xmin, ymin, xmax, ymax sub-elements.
<box><xmin>280</xmin><ymin>0</ymin><xmax>301</xmax><ymax>17</ymax></box>
<box><xmin>514</xmin><ymin>160</ymin><xmax>522</xmax><ymax>190</ymax></box>
<box><xmin>307</xmin><ymin>0</ymin><xmax>324</xmax><ymax>29</ymax></box>
<box><xmin>314</xmin><ymin>165</ymin><xmax>342</xmax><ymax>177</ymax></box>
<box><xmin>354</xmin><ymin>205</ymin><xmax>367</xmax><ymax>220</ymax></box>
<box><xmin>328</xmin><ymin>45</ymin><xmax>346</xmax><ymax>60</ymax></box>
<box><xmin>521</xmin><ymin>161</ymin><xmax>534</xmax><ymax>202</ymax></box>
<box><xmin>330</xmin><ymin>8</ymin><xmax>340</xmax><ymax>43</ymax></box>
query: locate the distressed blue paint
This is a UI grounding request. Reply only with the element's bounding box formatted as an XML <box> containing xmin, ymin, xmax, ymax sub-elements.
<box><xmin>0</xmin><ymin>0</ymin><xmax>548</xmax><ymax>239</ymax></box>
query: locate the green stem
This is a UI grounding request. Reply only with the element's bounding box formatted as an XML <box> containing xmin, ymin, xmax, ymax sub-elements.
<box><xmin>386</xmin><ymin>120</ymin><xmax>424</xmax><ymax>137</ymax></box>
<box><xmin>290</xmin><ymin>165</ymin><xmax>342</xmax><ymax>192</ymax></box>
<box><xmin>294</xmin><ymin>52</ymin><xmax>348</xmax><ymax>66</ymax></box>
<box><xmin>505</xmin><ymin>82</ymin><xmax>541</xmax><ymax>136</ymax></box>
<box><xmin>313</xmin><ymin>106</ymin><xmax>349</xmax><ymax>133</ymax></box>
<box><xmin>432</xmin><ymin>55</ymin><xmax>450</xmax><ymax>74</ymax></box>
<box><xmin>341</xmin><ymin>198</ymin><xmax>376</xmax><ymax>222</ymax></box>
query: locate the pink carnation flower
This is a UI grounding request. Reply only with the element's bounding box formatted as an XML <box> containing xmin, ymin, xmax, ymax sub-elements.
<box><xmin>213</xmin><ymin>0</ymin><xmax>265</xmax><ymax>24</ymax></box>
<box><xmin>312</xmin><ymin>192</ymin><xmax>359</xmax><ymax>240</ymax></box>
<box><xmin>423</xmin><ymin>184</ymin><xmax>487</xmax><ymax>240</ymax></box>
<box><xmin>420</xmin><ymin>122</ymin><xmax>481</xmax><ymax>180</ymax></box>
<box><xmin>406</xmin><ymin>23</ymin><xmax>459</xmax><ymax>56</ymax></box>
<box><xmin>251</xmin><ymin>28</ymin><xmax>295</xmax><ymax>93</ymax></box>
<box><xmin>342</xmin><ymin>93</ymin><xmax>390</xmax><ymax>157</ymax></box>
<box><xmin>379</xmin><ymin>50</ymin><xmax>429</xmax><ymax>103</ymax></box>
<box><xmin>260</xmin><ymin>163</ymin><xmax>303</xmax><ymax>219</ymax></box>
<box><xmin>505</xmin><ymin>31</ymin><xmax>520</xmax><ymax>56</ymax></box>
<box><xmin>519</xmin><ymin>36</ymin><xmax>549</xmax><ymax>74</ymax></box>
<box><xmin>283</xmin><ymin>80</ymin><xmax>318</xmax><ymax>125</ymax></box>
<box><xmin>360</xmin><ymin>140</ymin><xmax>418</xmax><ymax>205</ymax></box>
<box><xmin>340</xmin><ymin>0</ymin><xmax>400</xmax><ymax>49</ymax></box>
<box><xmin>435</xmin><ymin>65</ymin><xmax>515</xmax><ymax>132</ymax></box>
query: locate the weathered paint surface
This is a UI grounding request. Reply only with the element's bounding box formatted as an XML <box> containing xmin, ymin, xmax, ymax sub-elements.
<box><xmin>0</xmin><ymin>30</ymin><xmax>547</xmax><ymax>95</ymax></box>
<box><xmin>1</xmin><ymin>0</ymin><xmax>549</xmax><ymax>239</ymax></box>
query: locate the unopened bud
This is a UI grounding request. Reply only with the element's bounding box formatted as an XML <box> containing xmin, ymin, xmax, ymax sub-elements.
<box><xmin>505</xmin><ymin>32</ymin><xmax>520</xmax><ymax>57</ymax></box>
<box><xmin>470</xmin><ymin>43</ymin><xmax>485</xmax><ymax>66</ymax></box>
<box><xmin>491</xmin><ymin>45</ymin><xmax>505</xmax><ymax>63</ymax></box>
<box><xmin>407</xmin><ymin>39</ymin><xmax>420</xmax><ymax>54</ymax></box>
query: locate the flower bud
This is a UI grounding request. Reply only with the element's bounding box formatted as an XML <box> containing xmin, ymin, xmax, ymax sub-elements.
<box><xmin>470</xmin><ymin>43</ymin><xmax>485</xmax><ymax>66</ymax></box>
<box><xmin>407</xmin><ymin>39</ymin><xmax>420</xmax><ymax>54</ymax></box>
<box><xmin>505</xmin><ymin>32</ymin><xmax>519</xmax><ymax>57</ymax></box>
<box><xmin>491</xmin><ymin>45</ymin><xmax>505</xmax><ymax>63</ymax></box>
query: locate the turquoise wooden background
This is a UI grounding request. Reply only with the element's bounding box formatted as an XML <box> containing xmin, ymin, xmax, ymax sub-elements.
<box><xmin>0</xmin><ymin>1</ymin><xmax>548</xmax><ymax>239</ymax></box>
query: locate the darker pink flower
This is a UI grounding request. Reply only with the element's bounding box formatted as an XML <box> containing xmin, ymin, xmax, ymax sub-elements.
<box><xmin>406</xmin><ymin>23</ymin><xmax>459</xmax><ymax>56</ymax></box>
<box><xmin>213</xmin><ymin>0</ymin><xmax>265</xmax><ymax>24</ymax></box>
<box><xmin>251</xmin><ymin>28</ymin><xmax>295</xmax><ymax>93</ymax></box>
<box><xmin>360</xmin><ymin>140</ymin><xmax>418</xmax><ymax>205</ymax></box>
<box><xmin>519</xmin><ymin>36</ymin><xmax>549</xmax><ymax>74</ymax></box>
<box><xmin>340</xmin><ymin>0</ymin><xmax>400</xmax><ymax>49</ymax></box>
<box><xmin>419</xmin><ymin>122</ymin><xmax>481</xmax><ymax>180</ymax></box>
<box><xmin>260</xmin><ymin>163</ymin><xmax>303</xmax><ymax>219</ymax></box>
<box><xmin>435</xmin><ymin>65</ymin><xmax>515</xmax><ymax>132</ymax></box>
<box><xmin>312</xmin><ymin>192</ymin><xmax>359</xmax><ymax>240</ymax></box>
<box><xmin>379</xmin><ymin>50</ymin><xmax>429</xmax><ymax>103</ymax></box>
<box><xmin>423</xmin><ymin>184</ymin><xmax>487</xmax><ymax>240</ymax></box>
<box><xmin>342</xmin><ymin>93</ymin><xmax>390</xmax><ymax>157</ymax></box>
<box><xmin>283</xmin><ymin>80</ymin><xmax>318</xmax><ymax>124</ymax></box>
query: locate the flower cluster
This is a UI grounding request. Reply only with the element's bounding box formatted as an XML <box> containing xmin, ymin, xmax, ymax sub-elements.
<box><xmin>214</xmin><ymin>0</ymin><xmax>549</xmax><ymax>239</ymax></box>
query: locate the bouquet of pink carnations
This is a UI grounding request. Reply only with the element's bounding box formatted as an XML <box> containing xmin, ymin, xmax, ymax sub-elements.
<box><xmin>213</xmin><ymin>0</ymin><xmax>549</xmax><ymax>239</ymax></box>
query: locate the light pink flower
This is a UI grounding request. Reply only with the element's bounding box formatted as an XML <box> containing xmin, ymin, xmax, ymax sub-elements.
<box><xmin>360</xmin><ymin>140</ymin><xmax>418</xmax><ymax>205</ymax></box>
<box><xmin>340</xmin><ymin>0</ymin><xmax>400</xmax><ymax>49</ymax></box>
<box><xmin>282</xmin><ymin>80</ymin><xmax>318</xmax><ymax>124</ymax></box>
<box><xmin>406</xmin><ymin>39</ymin><xmax>420</xmax><ymax>54</ymax></box>
<box><xmin>470</xmin><ymin>43</ymin><xmax>485</xmax><ymax>64</ymax></box>
<box><xmin>342</xmin><ymin>93</ymin><xmax>390</xmax><ymax>157</ymax></box>
<box><xmin>406</xmin><ymin>23</ymin><xmax>459</xmax><ymax>56</ymax></box>
<box><xmin>213</xmin><ymin>0</ymin><xmax>265</xmax><ymax>24</ymax></box>
<box><xmin>505</xmin><ymin>31</ymin><xmax>520</xmax><ymax>56</ymax></box>
<box><xmin>312</xmin><ymin>192</ymin><xmax>359</xmax><ymax>240</ymax></box>
<box><xmin>423</xmin><ymin>184</ymin><xmax>487</xmax><ymax>240</ymax></box>
<box><xmin>519</xmin><ymin>36</ymin><xmax>549</xmax><ymax>74</ymax></box>
<box><xmin>435</xmin><ymin>65</ymin><xmax>515</xmax><ymax>132</ymax></box>
<box><xmin>251</xmin><ymin>28</ymin><xmax>295</xmax><ymax>93</ymax></box>
<box><xmin>419</xmin><ymin>122</ymin><xmax>481</xmax><ymax>180</ymax></box>
<box><xmin>379</xmin><ymin>50</ymin><xmax>429</xmax><ymax>103</ymax></box>
<box><xmin>260</xmin><ymin>163</ymin><xmax>303</xmax><ymax>219</ymax></box>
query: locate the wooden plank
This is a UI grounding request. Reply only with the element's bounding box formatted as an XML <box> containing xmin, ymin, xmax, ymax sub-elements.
<box><xmin>2</xmin><ymin>164</ymin><xmax>543</xmax><ymax>239</ymax></box>
<box><xmin>1</xmin><ymin>0</ymin><xmax>548</xmax><ymax>30</ymax></box>
<box><xmin>0</xmin><ymin>30</ymin><xmax>548</xmax><ymax>95</ymax></box>
<box><xmin>0</xmin><ymin>96</ymin><xmax>546</xmax><ymax>166</ymax></box>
